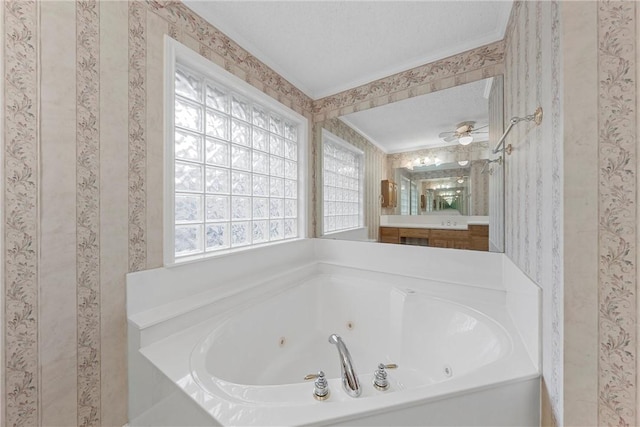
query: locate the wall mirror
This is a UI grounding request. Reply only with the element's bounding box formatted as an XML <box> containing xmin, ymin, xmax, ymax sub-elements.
<box><xmin>318</xmin><ymin>76</ymin><xmax>505</xmax><ymax>253</ymax></box>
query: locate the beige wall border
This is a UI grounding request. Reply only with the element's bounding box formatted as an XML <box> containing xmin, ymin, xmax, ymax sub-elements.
<box><xmin>312</xmin><ymin>40</ymin><xmax>504</xmax><ymax>120</ymax></box>
<box><xmin>3</xmin><ymin>0</ymin><xmax>40</xmax><ymax>426</ymax></box>
<box><xmin>597</xmin><ymin>1</ymin><xmax>637</xmax><ymax>425</ymax></box>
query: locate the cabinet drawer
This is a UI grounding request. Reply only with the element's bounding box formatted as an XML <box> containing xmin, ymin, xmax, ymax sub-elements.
<box><xmin>469</xmin><ymin>225</ymin><xmax>489</xmax><ymax>237</ymax></box>
<box><xmin>399</xmin><ymin>228</ymin><xmax>430</xmax><ymax>239</ymax></box>
<box><xmin>379</xmin><ymin>227</ymin><xmax>399</xmax><ymax>244</ymax></box>
<box><xmin>380</xmin><ymin>227</ymin><xmax>399</xmax><ymax>237</ymax></box>
<box><xmin>430</xmin><ymin>229</ymin><xmax>468</xmax><ymax>240</ymax></box>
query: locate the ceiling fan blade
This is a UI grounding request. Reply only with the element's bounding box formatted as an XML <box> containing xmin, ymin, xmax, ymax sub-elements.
<box><xmin>442</xmin><ymin>136</ymin><xmax>459</xmax><ymax>142</ymax></box>
<box><xmin>470</xmin><ymin>131</ymin><xmax>489</xmax><ymax>134</ymax></box>
<box><xmin>473</xmin><ymin>124</ymin><xmax>489</xmax><ymax>131</ymax></box>
<box><xmin>438</xmin><ymin>131</ymin><xmax>455</xmax><ymax>138</ymax></box>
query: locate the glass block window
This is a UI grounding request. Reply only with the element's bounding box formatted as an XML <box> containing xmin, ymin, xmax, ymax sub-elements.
<box><xmin>410</xmin><ymin>181</ymin><xmax>418</xmax><ymax>215</ymax></box>
<box><xmin>400</xmin><ymin>177</ymin><xmax>410</xmax><ymax>215</ymax></box>
<box><xmin>172</xmin><ymin>63</ymin><xmax>300</xmax><ymax>261</ymax></box>
<box><xmin>322</xmin><ymin>132</ymin><xmax>363</xmax><ymax>234</ymax></box>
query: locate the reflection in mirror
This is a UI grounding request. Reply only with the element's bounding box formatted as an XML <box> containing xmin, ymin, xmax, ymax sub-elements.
<box><xmin>317</xmin><ymin>76</ymin><xmax>504</xmax><ymax>252</ymax></box>
<box><xmin>392</xmin><ymin>156</ymin><xmax>491</xmax><ymax>217</ymax></box>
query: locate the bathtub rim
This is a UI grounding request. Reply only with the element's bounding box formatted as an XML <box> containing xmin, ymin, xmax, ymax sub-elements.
<box><xmin>135</xmin><ymin>268</ymin><xmax>539</xmax><ymax>427</ymax></box>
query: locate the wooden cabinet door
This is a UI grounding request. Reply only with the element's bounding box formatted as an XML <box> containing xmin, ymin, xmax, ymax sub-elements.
<box><xmin>379</xmin><ymin>227</ymin><xmax>400</xmax><ymax>244</ymax></box>
<box><xmin>392</xmin><ymin>183</ymin><xmax>398</xmax><ymax>207</ymax></box>
<box><xmin>381</xmin><ymin>180</ymin><xmax>397</xmax><ymax>208</ymax></box>
<box><xmin>468</xmin><ymin>225</ymin><xmax>489</xmax><ymax>251</ymax></box>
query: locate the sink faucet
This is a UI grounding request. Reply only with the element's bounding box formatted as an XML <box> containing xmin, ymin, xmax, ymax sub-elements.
<box><xmin>328</xmin><ymin>334</ymin><xmax>361</xmax><ymax>397</ymax></box>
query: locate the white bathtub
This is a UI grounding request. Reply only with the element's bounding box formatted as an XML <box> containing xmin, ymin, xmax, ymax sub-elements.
<box><xmin>130</xmin><ymin>270</ymin><xmax>539</xmax><ymax>426</ymax></box>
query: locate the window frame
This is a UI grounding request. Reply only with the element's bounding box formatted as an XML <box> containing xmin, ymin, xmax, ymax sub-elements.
<box><xmin>164</xmin><ymin>37</ymin><xmax>307</xmax><ymax>266</ymax></box>
<box><xmin>320</xmin><ymin>129</ymin><xmax>365</xmax><ymax>236</ymax></box>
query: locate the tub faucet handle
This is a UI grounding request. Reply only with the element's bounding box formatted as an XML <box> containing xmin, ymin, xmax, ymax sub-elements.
<box><xmin>305</xmin><ymin>371</ymin><xmax>330</xmax><ymax>400</ymax></box>
<box><xmin>373</xmin><ymin>363</ymin><xmax>397</xmax><ymax>391</ymax></box>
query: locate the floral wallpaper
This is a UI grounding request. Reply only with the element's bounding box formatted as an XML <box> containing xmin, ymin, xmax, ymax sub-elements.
<box><xmin>128</xmin><ymin>1</ymin><xmax>147</xmax><ymax>273</ymax></box>
<box><xmin>505</xmin><ymin>1</ymin><xmax>638</xmax><ymax>426</ymax></box>
<box><xmin>76</xmin><ymin>1</ymin><xmax>102</xmax><ymax>425</ymax></box>
<box><xmin>3</xmin><ymin>1</ymin><xmax>637</xmax><ymax>426</ymax></box>
<box><xmin>313</xmin><ymin>41</ymin><xmax>505</xmax><ymax>121</ymax></box>
<box><xmin>3</xmin><ymin>1</ymin><xmax>39</xmax><ymax>426</ymax></box>
<box><xmin>503</xmin><ymin>1</ymin><xmax>564</xmax><ymax>424</ymax></box>
<box><xmin>597</xmin><ymin>1</ymin><xmax>636</xmax><ymax>425</ymax></box>
<box><xmin>3</xmin><ymin>1</ymin><xmax>315</xmax><ymax>425</ymax></box>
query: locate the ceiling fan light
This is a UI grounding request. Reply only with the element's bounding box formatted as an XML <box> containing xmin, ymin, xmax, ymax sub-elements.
<box><xmin>459</xmin><ymin>135</ymin><xmax>473</xmax><ymax>145</ymax></box>
<box><xmin>458</xmin><ymin>160</ymin><xmax>469</xmax><ymax>166</ymax></box>
<box><xmin>457</xmin><ymin>178</ymin><xmax>464</xmax><ymax>184</ymax></box>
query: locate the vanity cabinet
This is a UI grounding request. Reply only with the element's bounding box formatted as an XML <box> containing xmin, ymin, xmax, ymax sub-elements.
<box><xmin>468</xmin><ymin>225</ymin><xmax>490</xmax><ymax>251</ymax></box>
<box><xmin>379</xmin><ymin>226</ymin><xmax>400</xmax><ymax>244</ymax></box>
<box><xmin>380</xmin><ymin>180</ymin><xmax>397</xmax><ymax>208</ymax></box>
<box><xmin>378</xmin><ymin>225</ymin><xmax>489</xmax><ymax>251</ymax></box>
<box><xmin>429</xmin><ymin>230</ymin><xmax>470</xmax><ymax>249</ymax></box>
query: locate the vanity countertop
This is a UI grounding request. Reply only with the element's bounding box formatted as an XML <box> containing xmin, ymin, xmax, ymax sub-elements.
<box><xmin>467</xmin><ymin>220</ymin><xmax>490</xmax><ymax>225</ymax></box>
<box><xmin>380</xmin><ymin>223</ymin><xmax>469</xmax><ymax>230</ymax></box>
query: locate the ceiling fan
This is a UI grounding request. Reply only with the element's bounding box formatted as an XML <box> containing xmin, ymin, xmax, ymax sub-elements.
<box><xmin>438</xmin><ymin>121</ymin><xmax>488</xmax><ymax>145</ymax></box>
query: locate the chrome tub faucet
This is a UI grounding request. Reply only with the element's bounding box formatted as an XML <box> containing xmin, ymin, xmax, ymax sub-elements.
<box><xmin>328</xmin><ymin>334</ymin><xmax>361</xmax><ymax>397</ymax></box>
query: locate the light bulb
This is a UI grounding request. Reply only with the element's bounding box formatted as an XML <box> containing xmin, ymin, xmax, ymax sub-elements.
<box><xmin>459</xmin><ymin>135</ymin><xmax>473</xmax><ymax>145</ymax></box>
<box><xmin>434</xmin><ymin>157</ymin><xmax>442</xmax><ymax>166</ymax></box>
<box><xmin>457</xmin><ymin>178</ymin><xmax>464</xmax><ymax>184</ymax></box>
<box><xmin>458</xmin><ymin>160</ymin><xmax>469</xmax><ymax>166</ymax></box>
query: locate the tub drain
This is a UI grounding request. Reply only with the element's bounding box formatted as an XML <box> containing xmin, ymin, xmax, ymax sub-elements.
<box><xmin>443</xmin><ymin>365</ymin><xmax>453</xmax><ymax>377</ymax></box>
<box><xmin>278</xmin><ymin>337</ymin><xmax>286</xmax><ymax>347</ymax></box>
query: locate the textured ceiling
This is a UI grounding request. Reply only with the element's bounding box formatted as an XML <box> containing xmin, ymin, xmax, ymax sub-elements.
<box><xmin>183</xmin><ymin>1</ymin><xmax>508</xmax><ymax>153</ymax></box>
<box><xmin>183</xmin><ymin>1</ymin><xmax>512</xmax><ymax>99</ymax></box>
<box><xmin>341</xmin><ymin>78</ymin><xmax>491</xmax><ymax>153</ymax></box>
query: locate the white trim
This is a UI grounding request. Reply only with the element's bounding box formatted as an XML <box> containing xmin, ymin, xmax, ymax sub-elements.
<box><xmin>163</xmin><ymin>36</ymin><xmax>177</xmax><ymax>267</ymax></box>
<box><xmin>164</xmin><ymin>36</ymin><xmax>308</xmax><ymax>266</ymax></box>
